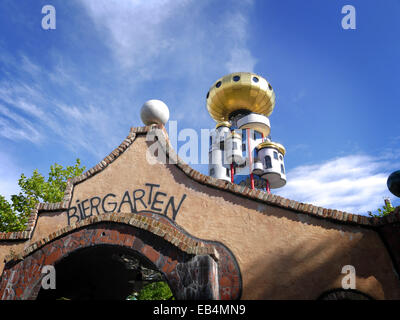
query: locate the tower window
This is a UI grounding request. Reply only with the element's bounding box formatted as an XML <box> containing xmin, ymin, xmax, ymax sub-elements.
<box><xmin>254</xmin><ymin>131</ymin><xmax>262</xmax><ymax>141</ymax></box>
<box><xmin>281</xmin><ymin>164</ymin><xmax>285</xmax><ymax>174</ymax></box>
<box><xmin>253</xmin><ymin>147</ymin><xmax>257</xmax><ymax>161</ymax></box>
<box><xmin>273</xmin><ymin>151</ymin><xmax>278</xmax><ymax>160</ymax></box>
<box><xmin>279</xmin><ymin>155</ymin><xmax>283</xmax><ymax>161</ymax></box>
<box><xmin>233</xmin><ymin>75</ymin><xmax>240</xmax><ymax>82</ymax></box>
<box><xmin>242</xmin><ymin>143</ymin><xmax>246</xmax><ymax>152</ymax></box>
<box><xmin>232</xmin><ymin>141</ymin><xmax>238</xmax><ymax>150</ymax></box>
<box><xmin>264</xmin><ymin>156</ymin><xmax>272</xmax><ymax>169</ymax></box>
<box><xmin>216</xmin><ymin>81</ymin><xmax>222</xmax><ymax>88</ymax></box>
<box><xmin>210</xmin><ymin>168</ymin><xmax>215</xmax><ymax>176</ymax></box>
<box><xmin>226</xmin><ymin>168</ymin><xmax>230</xmax><ymax>177</ymax></box>
<box><xmin>252</xmin><ymin>77</ymin><xmax>259</xmax><ymax>83</ymax></box>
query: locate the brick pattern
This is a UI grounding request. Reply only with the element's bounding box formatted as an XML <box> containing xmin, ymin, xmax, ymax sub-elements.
<box><xmin>215</xmin><ymin>246</ymin><xmax>241</xmax><ymax>300</ymax></box>
<box><xmin>0</xmin><ymin>204</ymin><xmax>39</xmax><ymax>241</ymax></box>
<box><xmin>370</xmin><ymin>206</ymin><xmax>400</xmax><ymax>226</ymax></box>
<box><xmin>0</xmin><ymin>215</ymin><xmax>241</xmax><ymax>300</ymax></box>
<box><xmin>3</xmin><ymin>212</ymin><xmax>219</xmax><ymax>263</ymax></box>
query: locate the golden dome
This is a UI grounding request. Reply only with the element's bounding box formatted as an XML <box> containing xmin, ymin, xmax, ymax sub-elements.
<box><xmin>206</xmin><ymin>72</ymin><xmax>276</xmax><ymax>122</ymax></box>
<box><xmin>215</xmin><ymin>121</ymin><xmax>232</xmax><ymax>129</ymax></box>
<box><xmin>257</xmin><ymin>141</ymin><xmax>286</xmax><ymax>156</ymax></box>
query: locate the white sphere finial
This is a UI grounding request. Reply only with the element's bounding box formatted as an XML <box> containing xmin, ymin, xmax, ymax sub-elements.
<box><xmin>140</xmin><ymin>99</ymin><xmax>170</xmax><ymax>126</ymax></box>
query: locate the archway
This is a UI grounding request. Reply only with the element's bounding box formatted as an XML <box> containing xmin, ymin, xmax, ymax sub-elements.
<box><xmin>0</xmin><ymin>220</ymin><xmax>241</xmax><ymax>300</ymax></box>
<box><xmin>36</xmin><ymin>245</ymin><xmax>173</xmax><ymax>300</ymax></box>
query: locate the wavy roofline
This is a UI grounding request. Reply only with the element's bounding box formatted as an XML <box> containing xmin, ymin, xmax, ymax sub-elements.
<box><xmin>1</xmin><ymin>124</ymin><xmax>399</xmax><ymax>242</ymax></box>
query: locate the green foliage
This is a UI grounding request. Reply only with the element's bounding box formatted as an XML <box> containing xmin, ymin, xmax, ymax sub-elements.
<box><xmin>0</xmin><ymin>159</ymin><xmax>85</xmax><ymax>232</ymax></box>
<box><xmin>0</xmin><ymin>195</ymin><xmax>28</xmax><ymax>232</ymax></box>
<box><xmin>368</xmin><ymin>200</ymin><xmax>395</xmax><ymax>218</ymax></box>
<box><xmin>18</xmin><ymin>159</ymin><xmax>86</xmax><ymax>203</ymax></box>
<box><xmin>137</xmin><ymin>282</ymin><xmax>174</xmax><ymax>300</ymax></box>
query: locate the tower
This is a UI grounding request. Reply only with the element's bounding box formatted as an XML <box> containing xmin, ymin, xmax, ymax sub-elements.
<box><xmin>206</xmin><ymin>72</ymin><xmax>286</xmax><ymax>192</ymax></box>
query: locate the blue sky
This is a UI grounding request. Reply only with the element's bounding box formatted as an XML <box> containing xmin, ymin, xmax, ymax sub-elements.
<box><xmin>0</xmin><ymin>0</ymin><xmax>399</xmax><ymax>215</ymax></box>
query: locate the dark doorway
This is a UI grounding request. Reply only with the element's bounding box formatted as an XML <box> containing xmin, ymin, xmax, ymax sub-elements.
<box><xmin>36</xmin><ymin>245</ymin><xmax>172</xmax><ymax>300</ymax></box>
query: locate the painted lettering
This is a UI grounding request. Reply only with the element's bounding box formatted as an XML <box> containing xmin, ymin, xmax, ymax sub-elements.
<box><xmin>76</xmin><ymin>200</ymin><xmax>84</xmax><ymax>220</ymax></box>
<box><xmin>66</xmin><ymin>183</ymin><xmax>187</xmax><ymax>225</ymax></box>
<box><xmin>67</xmin><ymin>206</ymin><xmax>79</xmax><ymax>225</ymax></box>
<box><xmin>90</xmin><ymin>196</ymin><xmax>101</xmax><ymax>216</ymax></box>
<box><xmin>165</xmin><ymin>194</ymin><xmax>187</xmax><ymax>221</ymax></box>
<box><xmin>151</xmin><ymin>191</ymin><xmax>167</xmax><ymax>212</ymax></box>
<box><xmin>133</xmin><ymin>189</ymin><xmax>147</xmax><ymax>211</ymax></box>
<box><xmin>145</xmin><ymin>183</ymin><xmax>160</xmax><ymax>205</ymax></box>
<box><xmin>117</xmin><ymin>191</ymin><xmax>134</xmax><ymax>213</ymax></box>
<box><xmin>102</xmin><ymin>193</ymin><xmax>117</xmax><ymax>213</ymax></box>
<box><xmin>81</xmin><ymin>199</ymin><xmax>91</xmax><ymax>218</ymax></box>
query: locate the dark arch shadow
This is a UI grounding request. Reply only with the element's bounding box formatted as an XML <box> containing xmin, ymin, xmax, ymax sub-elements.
<box><xmin>36</xmin><ymin>244</ymin><xmax>173</xmax><ymax>300</ymax></box>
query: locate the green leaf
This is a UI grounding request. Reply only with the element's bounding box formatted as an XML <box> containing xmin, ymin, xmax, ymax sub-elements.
<box><xmin>368</xmin><ymin>202</ymin><xmax>396</xmax><ymax>218</ymax></box>
<box><xmin>0</xmin><ymin>159</ymin><xmax>85</xmax><ymax>232</ymax></box>
<box><xmin>137</xmin><ymin>282</ymin><xmax>174</xmax><ymax>300</ymax></box>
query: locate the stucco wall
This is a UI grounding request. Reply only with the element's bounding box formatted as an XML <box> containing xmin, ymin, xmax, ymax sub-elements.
<box><xmin>1</xmin><ymin>132</ymin><xmax>400</xmax><ymax>299</ymax></box>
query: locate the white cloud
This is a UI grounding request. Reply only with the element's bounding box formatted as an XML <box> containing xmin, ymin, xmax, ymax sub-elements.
<box><xmin>0</xmin><ymin>54</ymin><xmax>118</xmax><ymax>157</ymax></box>
<box><xmin>225</xmin><ymin>47</ymin><xmax>257</xmax><ymax>73</ymax></box>
<box><xmin>73</xmin><ymin>0</ymin><xmax>259</xmax><ymax>138</ymax></box>
<box><xmin>20</xmin><ymin>54</ymin><xmax>41</xmax><ymax>76</ymax></box>
<box><xmin>0</xmin><ymin>104</ymin><xmax>42</xmax><ymax>143</ymax></box>
<box><xmin>0</xmin><ymin>0</ymin><xmax>258</xmax><ymax>156</ymax></box>
<box><xmin>79</xmin><ymin>0</ymin><xmax>257</xmax><ymax>76</ymax></box>
<box><xmin>80</xmin><ymin>0</ymin><xmax>192</xmax><ymax>71</ymax></box>
<box><xmin>0</xmin><ymin>151</ymin><xmax>22</xmax><ymax>202</ymax></box>
<box><xmin>0</xmin><ymin>0</ymin><xmax>259</xmax><ymax>204</ymax></box>
<box><xmin>53</xmin><ymin>102</ymin><xmax>116</xmax><ymax>158</ymax></box>
<box><xmin>222</xmin><ymin>11</ymin><xmax>257</xmax><ymax>72</ymax></box>
<box><xmin>275</xmin><ymin>155</ymin><xmax>400</xmax><ymax>215</ymax></box>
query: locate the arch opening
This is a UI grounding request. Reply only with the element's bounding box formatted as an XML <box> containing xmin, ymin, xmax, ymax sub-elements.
<box><xmin>36</xmin><ymin>244</ymin><xmax>173</xmax><ymax>300</ymax></box>
<box><xmin>0</xmin><ymin>221</ymin><xmax>239</xmax><ymax>300</ymax></box>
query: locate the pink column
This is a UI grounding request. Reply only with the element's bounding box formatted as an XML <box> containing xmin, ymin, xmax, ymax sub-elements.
<box><xmin>247</xmin><ymin>128</ymin><xmax>255</xmax><ymax>190</ymax></box>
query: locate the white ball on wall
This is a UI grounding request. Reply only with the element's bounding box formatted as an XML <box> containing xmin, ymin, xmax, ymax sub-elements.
<box><xmin>140</xmin><ymin>99</ymin><xmax>170</xmax><ymax>126</ymax></box>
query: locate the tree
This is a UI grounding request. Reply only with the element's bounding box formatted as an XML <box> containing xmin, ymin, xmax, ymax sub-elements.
<box><xmin>133</xmin><ymin>282</ymin><xmax>174</xmax><ymax>300</ymax></box>
<box><xmin>368</xmin><ymin>198</ymin><xmax>395</xmax><ymax>218</ymax></box>
<box><xmin>0</xmin><ymin>159</ymin><xmax>85</xmax><ymax>232</ymax></box>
